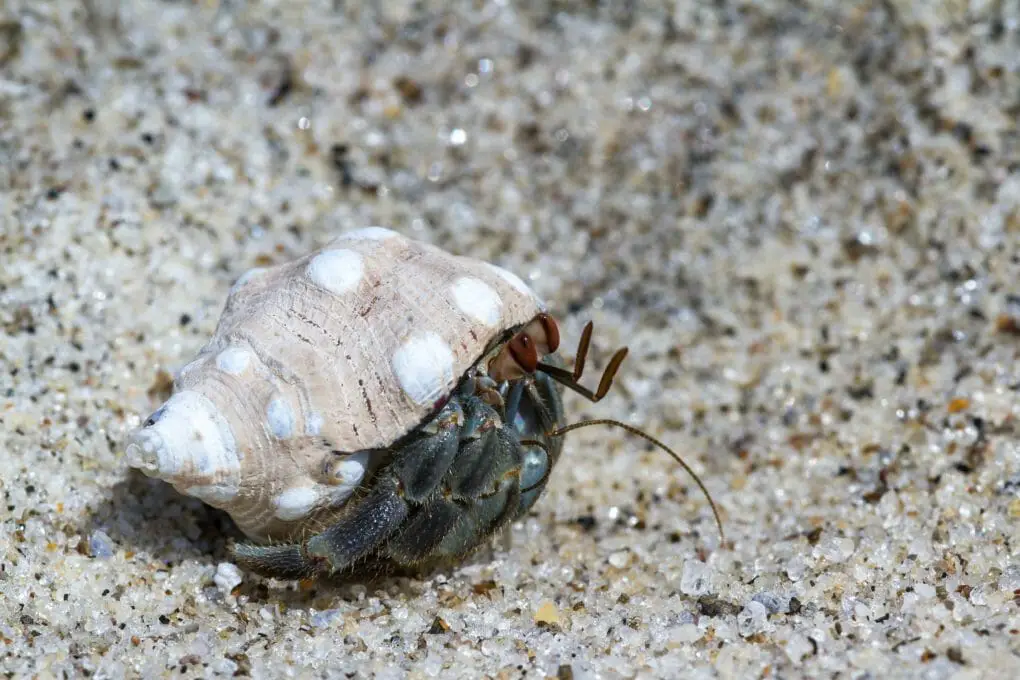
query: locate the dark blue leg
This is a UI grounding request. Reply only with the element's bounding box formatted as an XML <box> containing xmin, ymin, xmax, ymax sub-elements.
<box><xmin>384</xmin><ymin>498</ymin><xmax>462</xmax><ymax>563</ymax></box>
<box><xmin>231</xmin><ymin>542</ymin><xmax>321</xmax><ymax>580</ymax></box>
<box><xmin>304</xmin><ymin>476</ymin><xmax>410</xmax><ymax>574</ymax></box>
<box><xmin>389</xmin><ymin>423</ymin><xmax>460</xmax><ymax>502</ymax></box>
<box><xmin>230</xmin><ymin>367</ymin><xmax>568</xmax><ymax>578</ymax></box>
<box><xmin>436</xmin><ymin>481</ymin><xmax>517</xmax><ymax>558</ymax></box>
<box><xmin>460</xmin><ymin>394</ymin><xmax>490</xmax><ymax>439</ymax></box>
<box><xmin>446</xmin><ymin>425</ymin><xmax>519</xmax><ymax>499</ymax></box>
<box><xmin>503</xmin><ymin>380</ymin><xmax>524</xmax><ymax>425</ymax></box>
<box><xmin>433</xmin><ymin>424</ymin><xmax>525</xmax><ymax>558</ymax></box>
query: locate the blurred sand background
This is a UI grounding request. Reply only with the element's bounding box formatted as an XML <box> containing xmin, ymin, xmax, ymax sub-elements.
<box><xmin>2</xmin><ymin>1</ymin><xmax>1019</xmax><ymax>677</ymax></box>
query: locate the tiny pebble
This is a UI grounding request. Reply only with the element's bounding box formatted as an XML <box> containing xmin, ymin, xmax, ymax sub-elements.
<box><xmin>534</xmin><ymin>600</ymin><xmax>561</xmax><ymax>626</ymax></box>
<box><xmin>786</xmin><ymin>556</ymin><xmax>809</xmax><ymax>581</ymax></box>
<box><xmin>149</xmin><ymin>181</ymin><xmax>178</xmax><ymax>208</ymax></box>
<box><xmin>607</xmin><ymin>550</ymin><xmax>631</xmax><ymax>568</ymax></box>
<box><xmin>213</xmin><ymin>562</ymin><xmax>243</xmax><ymax>596</ymax></box>
<box><xmin>211</xmin><ymin>658</ymin><xmax>239</xmax><ymax>675</ymax></box>
<box><xmin>1000</xmin><ymin>566</ymin><xmax>1020</xmax><ymax>591</ymax></box>
<box><xmin>737</xmin><ymin>601</ymin><xmax>770</xmax><ymax>637</ymax></box>
<box><xmin>310</xmin><ymin>609</ymin><xmax>344</xmax><ymax>629</ymax></box>
<box><xmin>88</xmin><ymin>530</ymin><xmax>115</xmax><ymax>558</ymax></box>
<box><xmin>680</xmin><ymin>560</ymin><xmax>712</xmax><ymax>596</ymax></box>
<box><xmin>751</xmin><ymin>591</ymin><xmax>786</xmax><ymax>615</ymax></box>
<box><xmin>785</xmin><ymin>633</ymin><xmax>815</xmax><ymax>662</ymax></box>
<box><xmin>670</xmin><ymin>623</ymin><xmax>702</xmax><ymax>644</ymax></box>
<box><xmin>1008</xmin><ymin>498</ymin><xmax>1020</xmax><ymax>518</ymax></box>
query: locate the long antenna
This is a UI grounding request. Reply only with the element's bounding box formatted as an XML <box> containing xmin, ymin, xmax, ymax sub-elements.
<box><xmin>545</xmin><ymin>419</ymin><xmax>725</xmax><ymax>541</ymax></box>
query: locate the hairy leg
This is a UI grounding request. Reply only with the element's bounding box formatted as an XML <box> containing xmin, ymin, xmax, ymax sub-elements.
<box><xmin>230</xmin><ymin>405</ymin><xmax>463</xmax><ymax>578</ymax></box>
<box><xmin>230</xmin><ymin>371</ymin><xmax>565</xmax><ymax>579</ymax></box>
<box><xmin>230</xmin><ymin>542</ymin><xmax>317</xmax><ymax>580</ymax></box>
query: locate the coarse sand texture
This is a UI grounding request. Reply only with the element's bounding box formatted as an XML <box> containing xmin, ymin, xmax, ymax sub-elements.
<box><xmin>2</xmin><ymin>1</ymin><xmax>1019</xmax><ymax>678</ymax></box>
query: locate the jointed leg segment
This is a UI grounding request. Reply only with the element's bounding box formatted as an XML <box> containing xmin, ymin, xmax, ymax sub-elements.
<box><xmin>231</xmin><ymin>392</ymin><xmax>545</xmax><ymax>578</ymax></box>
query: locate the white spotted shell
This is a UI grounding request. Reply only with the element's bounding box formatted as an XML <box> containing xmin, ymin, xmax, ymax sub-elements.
<box><xmin>126</xmin><ymin>227</ymin><xmax>545</xmax><ymax>539</ymax></box>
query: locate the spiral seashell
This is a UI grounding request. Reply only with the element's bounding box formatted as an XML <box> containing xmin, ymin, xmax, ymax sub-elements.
<box><xmin>126</xmin><ymin>227</ymin><xmax>545</xmax><ymax>539</ymax></box>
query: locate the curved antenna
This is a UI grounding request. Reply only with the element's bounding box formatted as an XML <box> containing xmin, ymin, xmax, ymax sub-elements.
<box><xmin>546</xmin><ymin>419</ymin><xmax>725</xmax><ymax>541</ymax></box>
<box><xmin>529</xmin><ymin>320</ymin><xmax>724</xmax><ymax>540</ymax></box>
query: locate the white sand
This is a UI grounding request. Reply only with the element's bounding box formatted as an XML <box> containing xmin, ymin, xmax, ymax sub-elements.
<box><xmin>2</xmin><ymin>1</ymin><xmax>1019</xmax><ymax>677</ymax></box>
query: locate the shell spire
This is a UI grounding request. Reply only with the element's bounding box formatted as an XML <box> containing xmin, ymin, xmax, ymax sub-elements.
<box><xmin>126</xmin><ymin>391</ymin><xmax>241</xmax><ymax>504</ymax></box>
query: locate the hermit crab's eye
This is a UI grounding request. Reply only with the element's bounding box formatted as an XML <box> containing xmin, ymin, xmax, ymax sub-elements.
<box><xmin>508</xmin><ymin>332</ymin><xmax>539</xmax><ymax>373</ymax></box>
<box><xmin>515</xmin><ymin>313</ymin><xmax>560</xmax><ymax>357</ymax></box>
<box><xmin>487</xmin><ymin>314</ymin><xmax>558</xmax><ymax>382</ymax></box>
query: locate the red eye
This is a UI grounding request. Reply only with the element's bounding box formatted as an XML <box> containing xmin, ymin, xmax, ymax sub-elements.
<box><xmin>508</xmin><ymin>333</ymin><xmax>539</xmax><ymax>373</ymax></box>
<box><xmin>537</xmin><ymin>313</ymin><xmax>560</xmax><ymax>353</ymax></box>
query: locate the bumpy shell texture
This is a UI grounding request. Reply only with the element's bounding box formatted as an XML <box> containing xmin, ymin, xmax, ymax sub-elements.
<box><xmin>126</xmin><ymin>227</ymin><xmax>545</xmax><ymax>539</ymax></box>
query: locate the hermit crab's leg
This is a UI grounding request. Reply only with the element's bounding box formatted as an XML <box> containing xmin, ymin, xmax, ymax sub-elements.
<box><xmin>433</xmin><ymin>427</ymin><xmax>524</xmax><ymax>559</ymax></box>
<box><xmin>385</xmin><ymin>400</ymin><xmax>500</xmax><ymax>562</ymax></box>
<box><xmin>303</xmin><ymin>475</ymin><xmax>412</xmax><ymax>573</ymax></box>
<box><xmin>373</xmin><ymin>424</ymin><xmax>467</xmax><ymax>564</ymax></box>
<box><xmin>231</xmin><ymin>542</ymin><xmax>320</xmax><ymax>580</ymax></box>
<box><xmin>434</xmin><ymin>478</ymin><xmax>518</xmax><ymax>559</ymax></box>
<box><xmin>231</xmin><ymin>409</ymin><xmax>463</xmax><ymax>578</ymax></box>
<box><xmin>459</xmin><ymin>393</ymin><xmax>491</xmax><ymax>439</ymax></box>
<box><xmin>383</xmin><ymin>497</ymin><xmax>464</xmax><ymax>564</ymax></box>
<box><xmin>461</xmin><ymin>425</ymin><xmax>526</xmax><ymax>499</ymax></box>
<box><xmin>388</xmin><ymin>413</ymin><xmax>463</xmax><ymax>501</ymax></box>
<box><xmin>301</xmin><ymin>416</ymin><xmax>467</xmax><ymax>574</ymax></box>
<box><xmin>502</xmin><ymin>380</ymin><xmax>525</xmax><ymax>425</ymax></box>
<box><xmin>386</xmin><ymin>402</ymin><xmax>521</xmax><ymax>563</ymax></box>
<box><xmin>230</xmin><ymin>476</ymin><xmax>412</xmax><ymax>578</ymax></box>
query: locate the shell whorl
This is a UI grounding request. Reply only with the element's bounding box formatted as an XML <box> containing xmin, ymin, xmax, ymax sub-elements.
<box><xmin>126</xmin><ymin>227</ymin><xmax>545</xmax><ymax>540</ymax></box>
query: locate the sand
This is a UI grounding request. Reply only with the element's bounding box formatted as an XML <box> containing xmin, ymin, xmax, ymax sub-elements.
<box><xmin>2</xmin><ymin>1</ymin><xmax>1019</xmax><ymax>678</ymax></box>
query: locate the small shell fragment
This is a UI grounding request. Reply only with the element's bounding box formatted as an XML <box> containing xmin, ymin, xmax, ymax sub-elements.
<box><xmin>214</xmin><ymin>562</ymin><xmax>244</xmax><ymax>595</ymax></box>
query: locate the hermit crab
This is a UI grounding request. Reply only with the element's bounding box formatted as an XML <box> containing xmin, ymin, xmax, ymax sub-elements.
<box><xmin>126</xmin><ymin>227</ymin><xmax>721</xmax><ymax>579</ymax></box>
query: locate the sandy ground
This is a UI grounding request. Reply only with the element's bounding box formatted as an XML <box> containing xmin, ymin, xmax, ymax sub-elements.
<box><xmin>2</xmin><ymin>1</ymin><xmax>1020</xmax><ymax>678</ymax></box>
